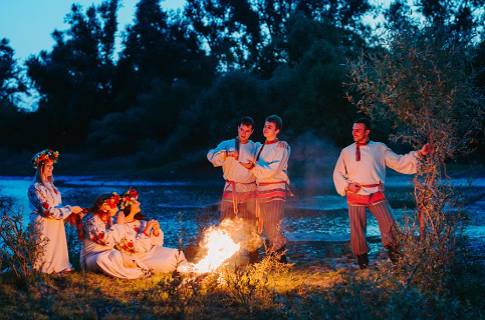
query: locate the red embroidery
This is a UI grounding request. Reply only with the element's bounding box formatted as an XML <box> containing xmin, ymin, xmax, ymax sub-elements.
<box><xmin>127</xmin><ymin>242</ymin><xmax>134</xmax><ymax>248</ymax></box>
<box><xmin>134</xmin><ymin>227</ymin><xmax>140</xmax><ymax>232</ymax></box>
<box><xmin>98</xmin><ymin>232</ymin><xmax>105</xmax><ymax>239</ymax></box>
<box><xmin>42</xmin><ymin>202</ymin><xmax>49</xmax><ymax>209</ymax></box>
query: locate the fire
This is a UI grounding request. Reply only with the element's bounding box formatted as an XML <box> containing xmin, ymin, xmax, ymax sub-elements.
<box><xmin>181</xmin><ymin>220</ymin><xmax>242</xmax><ymax>274</ymax></box>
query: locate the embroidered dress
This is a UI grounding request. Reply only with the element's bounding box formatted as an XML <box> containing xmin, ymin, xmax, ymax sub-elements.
<box><xmin>28</xmin><ymin>182</ymin><xmax>73</xmax><ymax>273</ymax></box>
<box><xmin>81</xmin><ymin>214</ymin><xmax>151</xmax><ymax>279</ymax></box>
<box><xmin>119</xmin><ymin>220</ymin><xmax>188</xmax><ymax>273</ymax></box>
<box><xmin>208</xmin><ymin>138</ymin><xmax>261</xmax><ymax>218</ymax></box>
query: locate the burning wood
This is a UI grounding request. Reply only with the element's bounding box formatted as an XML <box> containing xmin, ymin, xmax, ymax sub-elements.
<box><xmin>180</xmin><ymin>219</ymin><xmax>244</xmax><ymax>274</ymax></box>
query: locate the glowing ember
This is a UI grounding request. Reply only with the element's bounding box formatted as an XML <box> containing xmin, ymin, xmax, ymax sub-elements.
<box><xmin>181</xmin><ymin>222</ymin><xmax>241</xmax><ymax>274</ymax></box>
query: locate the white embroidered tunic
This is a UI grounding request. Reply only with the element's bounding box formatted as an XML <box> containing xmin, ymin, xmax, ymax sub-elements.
<box><xmin>121</xmin><ymin>220</ymin><xmax>188</xmax><ymax>273</ymax></box>
<box><xmin>208</xmin><ymin>138</ymin><xmax>261</xmax><ymax>198</ymax></box>
<box><xmin>81</xmin><ymin>214</ymin><xmax>151</xmax><ymax>279</ymax></box>
<box><xmin>333</xmin><ymin>141</ymin><xmax>419</xmax><ymax>196</ymax></box>
<box><xmin>28</xmin><ymin>181</ymin><xmax>73</xmax><ymax>273</ymax></box>
<box><xmin>251</xmin><ymin>141</ymin><xmax>291</xmax><ymax>202</ymax></box>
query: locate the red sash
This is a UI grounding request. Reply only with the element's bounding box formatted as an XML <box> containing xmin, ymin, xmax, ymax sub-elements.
<box><xmin>347</xmin><ymin>191</ymin><xmax>386</xmax><ymax>206</ymax></box>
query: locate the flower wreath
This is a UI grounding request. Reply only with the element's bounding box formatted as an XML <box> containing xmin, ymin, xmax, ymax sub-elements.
<box><xmin>120</xmin><ymin>188</ymin><xmax>139</xmax><ymax>209</ymax></box>
<box><xmin>32</xmin><ymin>149</ymin><xmax>59</xmax><ymax>169</ymax></box>
<box><xmin>99</xmin><ymin>192</ymin><xmax>121</xmax><ymax>212</ymax></box>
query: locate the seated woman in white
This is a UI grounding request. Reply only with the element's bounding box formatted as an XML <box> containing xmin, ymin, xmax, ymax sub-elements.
<box><xmin>81</xmin><ymin>193</ymin><xmax>151</xmax><ymax>279</ymax></box>
<box><xmin>118</xmin><ymin>188</ymin><xmax>188</xmax><ymax>273</ymax></box>
<box><xmin>28</xmin><ymin>149</ymin><xmax>84</xmax><ymax>274</ymax></box>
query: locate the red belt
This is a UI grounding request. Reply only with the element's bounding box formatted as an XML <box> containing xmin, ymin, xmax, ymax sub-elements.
<box><xmin>224</xmin><ymin>180</ymin><xmax>255</xmax><ymax>215</ymax></box>
<box><xmin>358</xmin><ymin>183</ymin><xmax>383</xmax><ymax>188</ymax></box>
<box><xmin>258</xmin><ymin>180</ymin><xmax>286</xmax><ymax>186</ymax></box>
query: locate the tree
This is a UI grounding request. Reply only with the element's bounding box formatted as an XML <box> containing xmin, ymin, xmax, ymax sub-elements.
<box><xmin>0</xmin><ymin>38</ymin><xmax>27</xmax><ymax>107</ymax></box>
<box><xmin>26</xmin><ymin>0</ymin><xmax>119</xmax><ymax>148</ymax></box>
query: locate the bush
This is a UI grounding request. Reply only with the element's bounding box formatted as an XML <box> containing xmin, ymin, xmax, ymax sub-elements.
<box><xmin>0</xmin><ymin>193</ymin><xmax>46</xmax><ymax>285</ymax></box>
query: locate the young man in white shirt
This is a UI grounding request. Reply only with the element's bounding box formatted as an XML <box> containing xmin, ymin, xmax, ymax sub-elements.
<box><xmin>333</xmin><ymin>118</ymin><xmax>431</xmax><ymax>269</ymax></box>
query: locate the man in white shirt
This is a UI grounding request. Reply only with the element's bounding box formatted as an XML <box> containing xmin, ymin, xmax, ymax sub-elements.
<box><xmin>241</xmin><ymin>115</ymin><xmax>291</xmax><ymax>263</ymax></box>
<box><xmin>208</xmin><ymin>117</ymin><xmax>261</xmax><ymax>222</ymax></box>
<box><xmin>333</xmin><ymin>118</ymin><xmax>431</xmax><ymax>269</ymax></box>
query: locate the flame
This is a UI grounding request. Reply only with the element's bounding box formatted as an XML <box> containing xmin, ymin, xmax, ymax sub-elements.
<box><xmin>181</xmin><ymin>220</ymin><xmax>242</xmax><ymax>274</ymax></box>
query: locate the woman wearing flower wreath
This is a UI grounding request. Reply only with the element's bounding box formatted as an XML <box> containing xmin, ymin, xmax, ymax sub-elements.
<box><xmin>80</xmin><ymin>193</ymin><xmax>152</xmax><ymax>279</ymax></box>
<box><xmin>28</xmin><ymin>149</ymin><xmax>84</xmax><ymax>274</ymax></box>
<box><xmin>118</xmin><ymin>188</ymin><xmax>188</xmax><ymax>273</ymax></box>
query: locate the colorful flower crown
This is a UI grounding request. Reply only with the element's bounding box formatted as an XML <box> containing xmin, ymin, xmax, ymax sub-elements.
<box><xmin>32</xmin><ymin>149</ymin><xmax>59</xmax><ymax>169</ymax></box>
<box><xmin>100</xmin><ymin>192</ymin><xmax>121</xmax><ymax>212</ymax></box>
<box><xmin>120</xmin><ymin>188</ymin><xmax>139</xmax><ymax>209</ymax></box>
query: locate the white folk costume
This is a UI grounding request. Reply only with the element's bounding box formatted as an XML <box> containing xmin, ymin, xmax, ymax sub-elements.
<box><xmin>28</xmin><ymin>182</ymin><xmax>74</xmax><ymax>273</ymax></box>
<box><xmin>119</xmin><ymin>220</ymin><xmax>188</xmax><ymax>273</ymax></box>
<box><xmin>251</xmin><ymin>140</ymin><xmax>291</xmax><ymax>251</ymax></box>
<box><xmin>333</xmin><ymin>141</ymin><xmax>420</xmax><ymax>255</ymax></box>
<box><xmin>207</xmin><ymin>138</ymin><xmax>261</xmax><ymax>222</ymax></box>
<box><xmin>81</xmin><ymin>214</ymin><xmax>151</xmax><ymax>279</ymax></box>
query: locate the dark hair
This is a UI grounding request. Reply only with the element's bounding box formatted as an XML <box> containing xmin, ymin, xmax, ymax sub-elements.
<box><xmin>121</xmin><ymin>205</ymin><xmax>148</xmax><ymax>221</ymax></box>
<box><xmin>238</xmin><ymin>116</ymin><xmax>255</xmax><ymax>129</ymax></box>
<box><xmin>87</xmin><ymin>194</ymin><xmax>113</xmax><ymax>224</ymax></box>
<box><xmin>266</xmin><ymin>114</ymin><xmax>283</xmax><ymax>131</ymax></box>
<box><xmin>354</xmin><ymin>118</ymin><xmax>372</xmax><ymax>131</ymax></box>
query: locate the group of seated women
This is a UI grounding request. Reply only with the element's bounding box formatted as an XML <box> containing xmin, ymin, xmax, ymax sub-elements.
<box><xmin>28</xmin><ymin>149</ymin><xmax>187</xmax><ymax>278</ymax></box>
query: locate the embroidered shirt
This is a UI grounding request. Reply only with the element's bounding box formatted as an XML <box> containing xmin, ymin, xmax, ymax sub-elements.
<box><xmin>333</xmin><ymin>141</ymin><xmax>420</xmax><ymax>196</ymax></box>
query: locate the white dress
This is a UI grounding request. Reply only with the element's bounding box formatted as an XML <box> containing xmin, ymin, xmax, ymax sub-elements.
<box><xmin>120</xmin><ymin>220</ymin><xmax>188</xmax><ymax>273</ymax></box>
<box><xmin>28</xmin><ymin>181</ymin><xmax>73</xmax><ymax>273</ymax></box>
<box><xmin>81</xmin><ymin>214</ymin><xmax>151</xmax><ymax>279</ymax></box>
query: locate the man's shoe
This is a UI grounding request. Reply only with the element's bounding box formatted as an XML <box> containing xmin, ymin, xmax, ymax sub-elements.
<box><xmin>274</xmin><ymin>245</ymin><xmax>288</xmax><ymax>263</ymax></box>
<box><xmin>356</xmin><ymin>253</ymin><xmax>369</xmax><ymax>269</ymax></box>
<box><xmin>248</xmin><ymin>250</ymin><xmax>260</xmax><ymax>264</ymax></box>
<box><xmin>385</xmin><ymin>244</ymin><xmax>402</xmax><ymax>265</ymax></box>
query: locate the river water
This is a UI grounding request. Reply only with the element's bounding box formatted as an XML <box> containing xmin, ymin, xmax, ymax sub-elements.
<box><xmin>1</xmin><ymin>175</ymin><xmax>484</xmax><ymax>263</ymax></box>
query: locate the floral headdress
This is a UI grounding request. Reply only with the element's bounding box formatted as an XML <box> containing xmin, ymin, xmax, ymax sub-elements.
<box><xmin>120</xmin><ymin>188</ymin><xmax>139</xmax><ymax>209</ymax></box>
<box><xmin>32</xmin><ymin>149</ymin><xmax>60</xmax><ymax>169</ymax></box>
<box><xmin>99</xmin><ymin>192</ymin><xmax>121</xmax><ymax>212</ymax></box>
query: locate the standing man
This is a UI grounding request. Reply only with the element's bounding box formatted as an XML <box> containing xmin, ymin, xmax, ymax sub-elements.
<box><xmin>333</xmin><ymin>118</ymin><xmax>431</xmax><ymax>269</ymax></box>
<box><xmin>241</xmin><ymin>115</ymin><xmax>291</xmax><ymax>263</ymax></box>
<box><xmin>207</xmin><ymin>116</ymin><xmax>260</xmax><ymax>225</ymax></box>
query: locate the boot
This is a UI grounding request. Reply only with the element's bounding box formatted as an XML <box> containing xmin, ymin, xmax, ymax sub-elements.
<box><xmin>386</xmin><ymin>244</ymin><xmax>402</xmax><ymax>266</ymax></box>
<box><xmin>356</xmin><ymin>253</ymin><xmax>369</xmax><ymax>270</ymax></box>
<box><xmin>248</xmin><ymin>250</ymin><xmax>260</xmax><ymax>264</ymax></box>
<box><xmin>274</xmin><ymin>245</ymin><xmax>288</xmax><ymax>263</ymax></box>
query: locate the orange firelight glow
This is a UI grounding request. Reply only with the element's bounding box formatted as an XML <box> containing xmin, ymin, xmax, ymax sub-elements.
<box><xmin>181</xmin><ymin>221</ymin><xmax>242</xmax><ymax>274</ymax></box>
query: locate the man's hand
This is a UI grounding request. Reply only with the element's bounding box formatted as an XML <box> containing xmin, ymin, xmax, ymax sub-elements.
<box><xmin>346</xmin><ymin>183</ymin><xmax>361</xmax><ymax>193</ymax></box>
<box><xmin>420</xmin><ymin>143</ymin><xmax>433</xmax><ymax>156</ymax></box>
<box><xmin>227</xmin><ymin>151</ymin><xmax>239</xmax><ymax>160</ymax></box>
<box><xmin>239</xmin><ymin>161</ymin><xmax>254</xmax><ymax>169</ymax></box>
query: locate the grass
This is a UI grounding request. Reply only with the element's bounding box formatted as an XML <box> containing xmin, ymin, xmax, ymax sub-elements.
<box><xmin>1</xmin><ymin>252</ymin><xmax>484</xmax><ymax>320</ymax></box>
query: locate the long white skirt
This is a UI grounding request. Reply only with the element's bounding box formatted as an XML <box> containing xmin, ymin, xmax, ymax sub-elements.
<box><xmin>141</xmin><ymin>246</ymin><xmax>188</xmax><ymax>273</ymax></box>
<box><xmin>81</xmin><ymin>241</ymin><xmax>149</xmax><ymax>279</ymax></box>
<box><xmin>30</xmin><ymin>213</ymin><xmax>73</xmax><ymax>274</ymax></box>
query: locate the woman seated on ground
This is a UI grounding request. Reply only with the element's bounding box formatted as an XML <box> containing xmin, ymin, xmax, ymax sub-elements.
<box><xmin>80</xmin><ymin>193</ymin><xmax>152</xmax><ymax>279</ymax></box>
<box><xmin>28</xmin><ymin>149</ymin><xmax>84</xmax><ymax>274</ymax></box>
<box><xmin>118</xmin><ymin>188</ymin><xmax>188</xmax><ymax>273</ymax></box>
